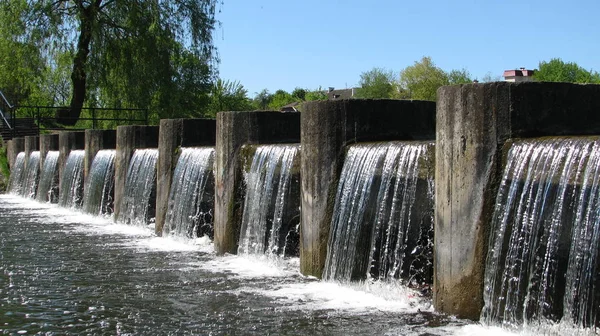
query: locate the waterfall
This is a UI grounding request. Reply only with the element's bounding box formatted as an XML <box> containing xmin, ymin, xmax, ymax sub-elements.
<box><xmin>36</xmin><ymin>151</ymin><xmax>59</xmax><ymax>203</ymax></box>
<box><xmin>323</xmin><ymin>142</ymin><xmax>434</xmax><ymax>284</ymax></box>
<box><xmin>118</xmin><ymin>149</ymin><xmax>158</xmax><ymax>226</ymax></box>
<box><xmin>58</xmin><ymin>150</ymin><xmax>85</xmax><ymax>208</ymax></box>
<box><xmin>20</xmin><ymin>151</ymin><xmax>41</xmax><ymax>198</ymax></box>
<box><xmin>238</xmin><ymin>144</ymin><xmax>300</xmax><ymax>257</ymax></box>
<box><xmin>7</xmin><ymin>152</ymin><xmax>26</xmax><ymax>194</ymax></box>
<box><xmin>163</xmin><ymin>147</ymin><xmax>215</xmax><ymax>238</ymax></box>
<box><xmin>482</xmin><ymin>138</ymin><xmax>600</xmax><ymax>328</ymax></box>
<box><xmin>82</xmin><ymin>150</ymin><xmax>116</xmax><ymax>216</ymax></box>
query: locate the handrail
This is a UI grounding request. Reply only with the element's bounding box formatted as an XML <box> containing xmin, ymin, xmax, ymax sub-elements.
<box><xmin>0</xmin><ymin>90</ymin><xmax>13</xmax><ymax>129</ymax></box>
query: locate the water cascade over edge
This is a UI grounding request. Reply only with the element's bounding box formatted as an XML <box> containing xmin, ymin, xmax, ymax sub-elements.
<box><xmin>36</xmin><ymin>151</ymin><xmax>59</xmax><ymax>203</ymax></box>
<box><xmin>117</xmin><ymin>148</ymin><xmax>158</xmax><ymax>226</ymax></box>
<box><xmin>20</xmin><ymin>151</ymin><xmax>41</xmax><ymax>198</ymax></box>
<box><xmin>323</xmin><ymin>141</ymin><xmax>435</xmax><ymax>286</ymax></box>
<box><xmin>82</xmin><ymin>149</ymin><xmax>116</xmax><ymax>216</ymax></box>
<box><xmin>482</xmin><ymin>137</ymin><xmax>600</xmax><ymax>329</ymax></box>
<box><xmin>163</xmin><ymin>147</ymin><xmax>215</xmax><ymax>238</ymax></box>
<box><xmin>58</xmin><ymin>150</ymin><xmax>85</xmax><ymax>208</ymax></box>
<box><xmin>237</xmin><ymin>144</ymin><xmax>300</xmax><ymax>257</ymax></box>
<box><xmin>7</xmin><ymin>152</ymin><xmax>26</xmax><ymax>195</ymax></box>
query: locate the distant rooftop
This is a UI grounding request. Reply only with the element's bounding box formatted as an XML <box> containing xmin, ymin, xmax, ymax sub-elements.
<box><xmin>504</xmin><ymin>68</ymin><xmax>535</xmax><ymax>82</ymax></box>
<box><xmin>326</xmin><ymin>87</ymin><xmax>356</xmax><ymax>100</ymax></box>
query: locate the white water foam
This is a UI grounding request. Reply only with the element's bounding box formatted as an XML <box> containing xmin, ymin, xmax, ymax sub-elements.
<box><xmin>244</xmin><ymin>280</ymin><xmax>431</xmax><ymax>314</ymax></box>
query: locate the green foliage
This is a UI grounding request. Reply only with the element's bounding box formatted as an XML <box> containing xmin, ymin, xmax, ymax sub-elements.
<box><xmin>268</xmin><ymin>90</ymin><xmax>298</xmax><ymax>110</ymax></box>
<box><xmin>354</xmin><ymin>68</ymin><xmax>400</xmax><ymax>99</ymax></box>
<box><xmin>0</xmin><ymin>146</ymin><xmax>9</xmax><ymax>191</ymax></box>
<box><xmin>253</xmin><ymin>89</ymin><xmax>272</xmax><ymax>110</ymax></box>
<box><xmin>1</xmin><ymin>0</ymin><xmax>220</xmax><ymax>122</ymax></box>
<box><xmin>206</xmin><ymin>79</ymin><xmax>254</xmax><ymax>117</ymax></box>
<box><xmin>304</xmin><ymin>87</ymin><xmax>327</xmax><ymax>101</ymax></box>
<box><xmin>534</xmin><ymin>58</ymin><xmax>600</xmax><ymax>83</ymax></box>
<box><xmin>399</xmin><ymin>56</ymin><xmax>472</xmax><ymax>101</ymax></box>
<box><xmin>291</xmin><ymin>88</ymin><xmax>307</xmax><ymax>101</ymax></box>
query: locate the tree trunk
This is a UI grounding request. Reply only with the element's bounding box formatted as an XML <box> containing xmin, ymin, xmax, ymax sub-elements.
<box><xmin>66</xmin><ymin>1</ymin><xmax>101</xmax><ymax>126</ymax></box>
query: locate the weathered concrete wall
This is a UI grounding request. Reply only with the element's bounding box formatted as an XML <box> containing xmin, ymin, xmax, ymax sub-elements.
<box><xmin>84</xmin><ymin>130</ymin><xmax>116</xmax><ymax>181</ymax></box>
<box><xmin>156</xmin><ymin>118</ymin><xmax>216</xmax><ymax>236</ymax></box>
<box><xmin>58</xmin><ymin>132</ymin><xmax>85</xmax><ymax>189</ymax></box>
<box><xmin>23</xmin><ymin>136</ymin><xmax>39</xmax><ymax>171</ymax></box>
<box><xmin>39</xmin><ymin>134</ymin><xmax>59</xmax><ymax>173</ymax></box>
<box><xmin>300</xmin><ymin>99</ymin><xmax>436</xmax><ymax>278</ymax></box>
<box><xmin>114</xmin><ymin>125</ymin><xmax>159</xmax><ymax>220</ymax></box>
<box><xmin>7</xmin><ymin>138</ymin><xmax>24</xmax><ymax>169</ymax></box>
<box><xmin>434</xmin><ymin>82</ymin><xmax>600</xmax><ymax>320</ymax></box>
<box><xmin>214</xmin><ymin>111</ymin><xmax>300</xmax><ymax>255</ymax></box>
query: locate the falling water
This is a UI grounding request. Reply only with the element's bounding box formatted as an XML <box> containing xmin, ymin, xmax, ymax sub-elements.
<box><xmin>324</xmin><ymin>142</ymin><xmax>434</xmax><ymax>284</ymax></box>
<box><xmin>118</xmin><ymin>148</ymin><xmax>158</xmax><ymax>226</ymax></box>
<box><xmin>35</xmin><ymin>151</ymin><xmax>59</xmax><ymax>203</ymax></box>
<box><xmin>482</xmin><ymin>137</ymin><xmax>600</xmax><ymax>329</ymax></box>
<box><xmin>7</xmin><ymin>152</ymin><xmax>26</xmax><ymax>194</ymax></box>
<box><xmin>82</xmin><ymin>150</ymin><xmax>116</xmax><ymax>216</ymax></box>
<box><xmin>238</xmin><ymin>144</ymin><xmax>300</xmax><ymax>256</ymax></box>
<box><xmin>163</xmin><ymin>147</ymin><xmax>215</xmax><ymax>238</ymax></box>
<box><xmin>58</xmin><ymin>150</ymin><xmax>85</xmax><ymax>208</ymax></box>
<box><xmin>20</xmin><ymin>151</ymin><xmax>41</xmax><ymax>198</ymax></box>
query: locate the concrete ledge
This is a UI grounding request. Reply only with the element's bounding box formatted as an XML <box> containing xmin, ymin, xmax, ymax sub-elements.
<box><xmin>156</xmin><ymin>118</ymin><xmax>216</xmax><ymax>235</ymax></box>
<box><xmin>214</xmin><ymin>111</ymin><xmax>301</xmax><ymax>255</ymax></box>
<box><xmin>84</xmin><ymin>130</ymin><xmax>116</xmax><ymax>181</ymax></box>
<box><xmin>114</xmin><ymin>126</ymin><xmax>159</xmax><ymax>220</ymax></box>
<box><xmin>300</xmin><ymin>99</ymin><xmax>436</xmax><ymax>278</ymax></box>
<box><xmin>434</xmin><ymin>82</ymin><xmax>600</xmax><ymax>320</ymax></box>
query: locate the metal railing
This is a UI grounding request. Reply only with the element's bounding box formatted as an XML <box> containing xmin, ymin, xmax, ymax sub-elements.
<box><xmin>0</xmin><ymin>90</ymin><xmax>13</xmax><ymax>129</ymax></box>
<box><xmin>1</xmin><ymin>104</ymin><xmax>148</xmax><ymax>139</ymax></box>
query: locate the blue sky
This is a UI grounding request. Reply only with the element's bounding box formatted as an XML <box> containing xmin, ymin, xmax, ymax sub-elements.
<box><xmin>215</xmin><ymin>0</ymin><xmax>599</xmax><ymax>97</ymax></box>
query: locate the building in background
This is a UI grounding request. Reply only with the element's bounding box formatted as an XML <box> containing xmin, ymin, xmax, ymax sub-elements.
<box><xmin>503</xmin><ymin>68</ymin><xmax>535</xmax><ymax>82</ymax></box>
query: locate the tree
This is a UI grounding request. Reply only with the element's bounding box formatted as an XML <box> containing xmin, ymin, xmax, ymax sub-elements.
<box><xmin>291</xmin><ymin>88</ymin><xmax>307</xmax><ymax>101</ymax></box>
<box><xmin>0</xmin><ymin>0</ymin><xmax>48</xmax><ymax>105</ymax></box>
<box><xmin>14</xmin><ymin>0</ymin><xmax>219</xmax><ymax>123</ymax></box>
<box><xmin>355</xmin><ymin>68</ymin><xmax>399</xmax><ymax>99</ymax></box>
<box><xmin>304</xmin><ymin>87</ymin><xmax>327</xmax><ymax>101</ymax></box>
<box><xmin>399</xmin><ymin>56</ymin><xmax>472</xmax><ymax>101</ymax></box>
<box><xmin>268</xmin><ymin>90</ymin><xmax>298</xmax><ymax>110</ymax></box>
<box><xmin>254</xmin><ymin>89</ymin><xmax>272</xmax><ymax>110</ymax></box>
<box><xmin>206</xmin><ymin>79</ymin><xmax>253</xmax><ymax>117</ymax></box>
<box><xmin>534</xmin><ymin>58</ymin><xmax>600</xmax><ymax>83</ymax></box>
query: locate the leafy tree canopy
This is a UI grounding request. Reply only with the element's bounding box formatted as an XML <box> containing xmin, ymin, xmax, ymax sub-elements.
<box><xmin>399</xmin><ymin>56</ymin><xmax>472</xmax><ymax>101</ymax></box>
<box><xmin>1</xmin><ymin>0</ymin><xmax>220</xmax><ymax>124</ymax></box>
<box><xmin>206</xmin><ymin>79</ymin><xmax>254</xmax><ymax>117</ymax></box>
<box><xmin>534</xmin><ymin>58</ymin><xmax>600</xmax><ymax>83</ymax></box>
<box><xmin>355</xmin><ymin>68</ymin><xmax>400</xmax><ymax>99</ymax></box>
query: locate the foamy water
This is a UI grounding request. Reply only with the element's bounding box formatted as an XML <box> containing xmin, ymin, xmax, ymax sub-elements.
<box><xmin>1</xmin><ymin>194</ymin><xmax>586</xmax><ymax>336</ymax></box>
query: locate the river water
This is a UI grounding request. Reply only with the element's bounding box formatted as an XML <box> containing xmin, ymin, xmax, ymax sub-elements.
<box><xmin>0</xmin><ymin>194</ymin><xmax>553</xmax><ymax>336</ymax></box>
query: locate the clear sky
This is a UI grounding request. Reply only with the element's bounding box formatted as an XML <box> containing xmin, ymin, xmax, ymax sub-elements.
<box><xmin>215</xmin><ymin>0</ymin><xmax>599</xmax><ymax>97</ymax></box>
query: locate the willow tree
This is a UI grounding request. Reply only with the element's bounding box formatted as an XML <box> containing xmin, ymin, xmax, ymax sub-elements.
<box><xmin>22</xmin><ymin>0</ymin><xmax>219</xmax><ymax>123</ymax></box>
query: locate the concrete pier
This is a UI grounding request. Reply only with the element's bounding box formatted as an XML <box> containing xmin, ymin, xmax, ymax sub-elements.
<box><xmin>39</xmin><ymin>134</ymin><xmax>59</xmax><ymax>172</ymax></box>
<box><xmin>84</xmin><ymin>130</ymin><xmax>116</xmax><ymax>181</ymax></box>
<box><xmin>300</xmin><ymin>99</ymin><xmax>436</xmax><ymax>278</ymax></box>
<box><xmin>58</xmin><ymin>132</ymin><xmax>85</xmax><ymax>189</ymax></box>
<box><xmin>214</xmin><ymin>111</ymin><xmax>300</xmax><ymax>255</ymax></box>
<box><xmin>155</xmin><ymin>119</ymin><xmax>216</xmax><ymax>236</ymax></box>
<box><xmin>434</xmin><ymin>82</ymin><xmax>600</xmax><ymax>320</ymax></box>
<box><xmin>114</xmin><ymin>125</ymin><xmax>159</xmax><ymax>220</ymax></box>
<box><xmin>6</xmin><ymin>137</ymin><xmax>24</xmax><ymax>169</ymax></box>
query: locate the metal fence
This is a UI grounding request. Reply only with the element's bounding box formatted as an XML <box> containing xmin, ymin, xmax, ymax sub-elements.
<box><xmin>4</xmin><ymin>105</ymin><xmax>148</xmax><ymax>138</ymax></box>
